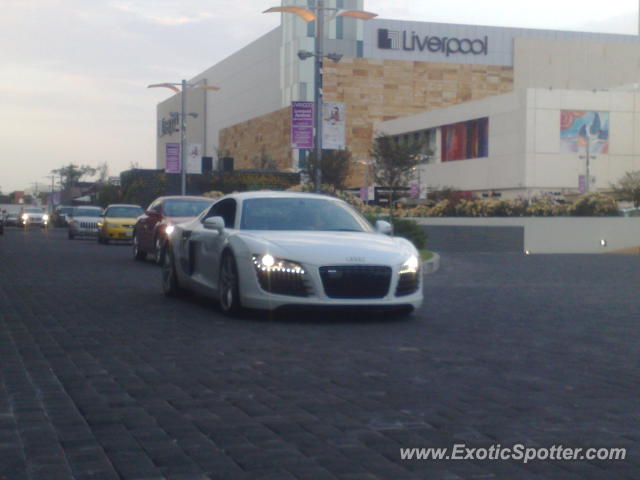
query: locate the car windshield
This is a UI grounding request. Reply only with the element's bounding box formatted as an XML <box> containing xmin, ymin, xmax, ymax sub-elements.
<box><xmin>25</xmin><ymin>208</ymin><xmax>44</xmax><ymax>214</ymax></box>
<box><xmin>240</xmin><ymin>197</ymin><xmax>372</xmax><ymax>232</ymax></box>
<box><xmin>106</xmin><ymin>206</ymin><xmax>143</xmax><ymax>218</ymax></box>
<box><xmin>73</xmin><ymin>208</ymin><xmax>101</xmax><ymax>217</ymax></box>
<box><xmin>163</xmin><ymin>199</ymin><xmax>212</xmax><ymax>217</ymax></box>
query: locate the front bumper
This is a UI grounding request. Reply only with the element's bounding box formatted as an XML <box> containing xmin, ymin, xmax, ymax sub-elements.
<box><xmin>236</xmin><ymin>254</ymin><xmax>423</xmax><ymax>312</ymax></box>
<box><xmin>102</xmin><ymin>226</ymin><xmax>134</xmax><ymax>240</ymax></box>
<box><xmin>69</xmin><ymin>225</ymin><xmax>98</xmax><ymax>236</ymax></box>
<box><xmin>23</xmin><ymin>218</ymin><xmax>47</xmax><ymax>227</ymax></box>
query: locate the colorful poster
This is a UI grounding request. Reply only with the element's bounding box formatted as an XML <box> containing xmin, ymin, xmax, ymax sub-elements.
<box><xmin>322</xmin><ymin>101</ymin><xmax>345</xmax><ymax>150</ymax></box>
<box><xmin>165</xmin><ymin>143</ymin><xmax>181</xmax><ymax>174</ymax></box>
<box><xmin>187</xmin><ymin>143</ymin><xmax>202</xmax><ymax>174</ymax></box>
<box><xmin>560</xmin><ymin>111</ymin><xmax>609</xmax><ymax>154</ymax></box>
<box><xmin>442</xmin><ymin>117</ymin><xmax>488</xmax><ymax>162</ymax></box>
<box><xmin>291</xmin><ymin>101</ymin><xmax>314</xmax><ymax>149</ymax></box>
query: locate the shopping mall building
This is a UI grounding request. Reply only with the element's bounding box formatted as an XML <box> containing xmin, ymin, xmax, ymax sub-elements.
<box><xmin>155</xmin><ymin>0</ymin><xmax>640</xmax><ymax>198</ymax></box>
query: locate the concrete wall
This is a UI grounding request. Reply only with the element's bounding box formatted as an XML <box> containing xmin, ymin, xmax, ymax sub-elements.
<box><xmin>377</xmin><ymin>87</ymin><xmax>640</xmax><ymax>197</ymax></box>
<box><xmin>156</xmin><ymin>28</ymin><xmax>282</xmax><ymax>169</ymax></box>
<box><xmin>514</xmin><ymin>37</ymin><xmax>640</xmax><ymax>90</ymax></box>
<box><xmin>364</xmin><ymin>19</ymin><xmax>640</xmax><ymax>67</ymax></box>
<box><xmin>414</xmin><ymin>217</ymin><xmax>640</xmax><ymax>254</ymax></box>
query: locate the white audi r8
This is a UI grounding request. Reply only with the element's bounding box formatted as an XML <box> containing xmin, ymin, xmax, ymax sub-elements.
<box><xmin>162</xmin><ymin>191</ymin><xmax>423</xmax><ymax>316</ymax></box>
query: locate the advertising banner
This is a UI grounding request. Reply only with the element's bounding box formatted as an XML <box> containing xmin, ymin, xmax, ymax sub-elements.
<box><xmin>560</xmin><ymin>111</ymin><xmax>609</xmax><ymax>154</ymax></box>
<box><xmin>187</xmin><ymin>143</ymin><xmax>202</xmax><ymax>174</ymax></box>
<box><xmin>165</xmin><ymin>143</ymin><xmax>181</xmax><ymax>174</ymax></box>
<box><xmin>322</xmin><ymin>102</ymin><xmax>345</xmax><ymax>150</ymax></box>
<box><xmin>291</xmin><ymin>101</ymin><xmax>314</xmax><ymax>149</ymax></box>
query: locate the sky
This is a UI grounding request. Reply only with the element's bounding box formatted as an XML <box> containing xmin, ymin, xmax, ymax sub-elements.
<box><xmin>1</xmin><ymin>0</ymin><xmax>638</xmax><ymax>194</ymax></box>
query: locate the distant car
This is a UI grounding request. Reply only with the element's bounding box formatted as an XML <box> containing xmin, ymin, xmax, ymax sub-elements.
<box><xmin>133</xmin><ymin>196</ymin><xmax>215</xmax><ymax>264</ymax></box>
<box><xmin>20</xmin><ymin>207</ymin><xmax>48</xmax><ymax>228</ymax></box>
<box><xmin>97</xmin><ymin>204</ymin><xmax>144</xmax><ymax>244</ymax></box>
<box><xmin>67</xmin><ymin>206</ymin><xmax>103</xmax><ymax>239</ymax></box>
<box><xmin>162</xmin><ymin>191</ymin><xmax>423</xmax><ymax>316</ymax></box>
<box><xmin>4</xmin><ymin>213</ymin><xmax>19</xmax><ymax>227</ymax></box>
<box><xmin>53</xmin><ymin>205</ymin><xmax>75</xmax><ymax>227</ymax></box>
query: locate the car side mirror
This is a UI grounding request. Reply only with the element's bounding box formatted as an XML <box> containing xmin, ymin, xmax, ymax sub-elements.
<box><xmin>375</xmin><ymin>220</ymin><xmax>393</xmax><ymax>235</ymax></box>
<box><xmin>145</xmin><ymin>210</ymin><xmax>159</xmax><ymax>217</ymax></box>
<box><xmin>203</xmin><ymin>216</ymin><xmax>225</xmax><ymax>232</ymax></box>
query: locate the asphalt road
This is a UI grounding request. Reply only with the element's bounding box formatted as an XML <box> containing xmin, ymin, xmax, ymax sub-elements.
<box><xmin>0</xmin><ymin>227</ymin><xmax>639</xmax><ymax>480</ymax></box>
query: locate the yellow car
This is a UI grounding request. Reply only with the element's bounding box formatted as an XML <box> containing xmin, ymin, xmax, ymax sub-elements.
<box><xmin>97</xmin><ymin>204</ymin><xmax>144</xmax><ymax>244</ymax></box>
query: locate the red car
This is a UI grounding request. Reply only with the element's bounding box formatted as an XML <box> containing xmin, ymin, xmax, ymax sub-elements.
<box><xmin>132</xmin><ymin>196</ymin><xmax>215</xmax><ymax>264</ymax></box>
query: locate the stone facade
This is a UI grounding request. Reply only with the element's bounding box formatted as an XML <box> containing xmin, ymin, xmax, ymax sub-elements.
<box><xmin>220</xmin><ymin>57</ymin><xmax>514</xmax><ymax>185</ymax></box>
<box><xmin>219</xmin><ymin>107</ymin><xmax>292</xmax><ymax>171</ymax></box>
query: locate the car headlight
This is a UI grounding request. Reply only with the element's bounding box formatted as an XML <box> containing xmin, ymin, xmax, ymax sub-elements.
<box><xmin>399</xmin><ymin>255</ymin><xmax>420</xmax><ymax>274</ymax></box>
<box><xmin>43</xmin><ymin>214</ymin><xmax>49</xmax><ymax>221</ymax></box>
<box><xmin>252</xmin><ymin>254</ymin><xmax>305</xmax><ymax>274</ymax></box>
<box><xmin>22</xmin><ymin>214</ymin><xmax>28</xmax><ymax>221</ymax></box>
<box><xmin>165</xmin><ymin>225</ymin><xmax>175</xmax><ymax>236</ymax></box>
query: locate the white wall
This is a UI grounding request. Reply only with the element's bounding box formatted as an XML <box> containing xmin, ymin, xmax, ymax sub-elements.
<box><xmin>364</xmin><ymin>20</ymin><xmax>640</xmax><ymax>67</ymax></box>
<box><xmin>375</xmin><ymin>90</ymin><xmax>528</xmax><ymax>193</ymax></box>
<box><xmin>156</xmin><ymin>28</ymin><xmax>282</xmax><ymax>169</ymax></box>
<box><xmin>377</xmin><ymin>87</ymin><xmax>640</xmax><ymax>196</ymax></box>
<box><xmin>515</xmin><ymin>38</ymin><xmax>640</xmax><ymax>91</ymax></box>
<box><xmin>414</xmin><ymin>217</ymin><xmax>640</xmax><ymax>254</ymax></box>
<box><xmin>526</xmin><ymin>89</ymin><xmax>640</xmax><ymax>192</ymax></box>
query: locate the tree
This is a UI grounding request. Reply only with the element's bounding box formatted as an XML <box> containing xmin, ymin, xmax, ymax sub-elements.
<box><xmin>52</xmin><ymin>164</ymin><xmax>97</xmax><ymax>191</ymax></box>
<box><xmin>371</xmin><ymin>133</ymin><xmax>425</xmax><ymax>212</ymax></box>
<box><xmin>96</xmin><ymin>161</ymin><xmax>110</xmax><ymax>184</ymax></box>
<box><xmin>612</xmin><ymin>171</ymin><xmax>640</xmax><ymax>207</ymax></box>
<box><xmin>306</xmin><ymin>149</ymin><xmax>351</xmax><ymax>190</ymax></box>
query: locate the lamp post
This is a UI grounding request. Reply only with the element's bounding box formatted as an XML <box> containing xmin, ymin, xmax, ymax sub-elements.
<box><xmin>264</xmin><ymin>2</ymin><xmax>376</xmax><ymax>192</ymax></box>
<box><xmin>148</xmin><ymin>81</ymin><xmax>219</xmax><ymax>195</ymax></box>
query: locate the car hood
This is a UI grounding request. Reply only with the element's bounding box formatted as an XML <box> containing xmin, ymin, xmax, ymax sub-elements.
<box><xmin>72</xmin><ymin>216</ymin><xmax>100</xmax><ymax>222</ymax></box>
<box><xmin>239</xmin><ymin>230</ymin><xmax>417</xmax><ymax>266</ymax></box>
<box><xmin>165</xmin><ymin>216</ymin><xmax>195</xmax><ymax>225</ymax></box>
<box><xmin>104</xmin><ymin>217</ymin><xmax>137</xmax><ymax>225</ymax></box>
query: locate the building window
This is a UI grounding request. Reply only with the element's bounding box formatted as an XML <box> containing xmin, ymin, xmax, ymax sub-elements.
<box><xmin>441</xmin><ymin>117</ymin><xmax>489</xmax><ymax>162</ymax></box>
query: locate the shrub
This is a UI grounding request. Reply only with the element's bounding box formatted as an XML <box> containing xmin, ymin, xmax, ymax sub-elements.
<box><xmin>568</xmin><ymin>193</ymin><xmax>619</xmax><ymax>216</ymax></box>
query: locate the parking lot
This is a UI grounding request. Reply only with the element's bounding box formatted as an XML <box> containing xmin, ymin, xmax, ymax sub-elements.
<box><xmin>1</xmin><ymin>227</ymin><xmax>639</xmax><ymax>479</ymax></box>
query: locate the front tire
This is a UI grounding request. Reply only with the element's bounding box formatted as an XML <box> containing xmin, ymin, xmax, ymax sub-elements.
<box><xmin>162</xmin><ymin>247</ymin><xmax>184</xmax><ymax>297</ymax></box>
<box><xmin>133</xmin><ymin>233</ymin><xmax>146</xmax><ymax>261</ymax></box>
<box><xmin>154</xmin><ymin>237</ymin><xmax>165</xmax><ymax>265</ymax></box>
<box><xmin>219</xmin><ymin>252</ymin><xmax>242</xmax><ymax>316</ymax></box>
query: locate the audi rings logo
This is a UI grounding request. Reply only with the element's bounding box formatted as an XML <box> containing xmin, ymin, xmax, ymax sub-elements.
<box><xmin>377</xmin><ymin>29</ymin><xmax>488</xmax><ymax>57</ymax></box>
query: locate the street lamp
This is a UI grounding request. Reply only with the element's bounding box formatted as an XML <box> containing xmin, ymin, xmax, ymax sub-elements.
<box><xmin>264</xmin><ymin>2</ymin><xmax>376</xmax><ymax>192</ymax></box>
<box><xmin>148</xmin><ymin>80</ymin><xmax>220</xmax><ymax>196</ymax></box>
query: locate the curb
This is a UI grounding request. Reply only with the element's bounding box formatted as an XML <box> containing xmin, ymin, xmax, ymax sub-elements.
<box><xmin>423</xmin><ymin>252</ymin><xmax>440</xmax><ymax>275</ymax></box>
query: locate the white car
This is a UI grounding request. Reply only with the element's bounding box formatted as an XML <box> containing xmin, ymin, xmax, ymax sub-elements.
<box><xmin>20</xmin><ymin>207</ymin><xmax>49</xmax><ymax>228</ymax></box>
<box><xmin>67</xmin><ymin>206</ymin><xmax>103</xmax><ymax>239</ymax></box>
<box><xmin>162</xmin><ymin>191</ymin><xmax>423</xmax><ymax>316</ymax></box>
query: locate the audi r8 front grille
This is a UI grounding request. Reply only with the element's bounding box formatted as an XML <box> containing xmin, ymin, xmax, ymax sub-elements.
<box><xmin>255</xmin><ymin>270</ymin><xmax>310</xmax><ymax>297</ymax></box>
<box><xmin>396</xmin><ymin>272</ymin><xmax>420</xmax><ymax>296</ymax></box>
<box><xmin>319</xmin><ymin>266</ymin><xmax>392</xmax><ymax>299</ymax></box>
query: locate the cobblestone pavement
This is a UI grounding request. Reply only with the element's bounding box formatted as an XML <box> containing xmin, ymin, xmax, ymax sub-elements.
<box><xmin>0</xmin><ymin>227</ymin><xmax>639</xmax><ymax>480</ymax></box>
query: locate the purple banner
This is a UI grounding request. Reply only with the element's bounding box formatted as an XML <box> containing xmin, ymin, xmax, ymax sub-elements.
<box><xmin>291</xmin><ymin>101</ymin><xmax>314</xmax><ymax>149</ymax></box>
<box><xmin>165</xmin><ymin>143</ymin><xmax>181</xmax><ymax>174</ymax></box>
